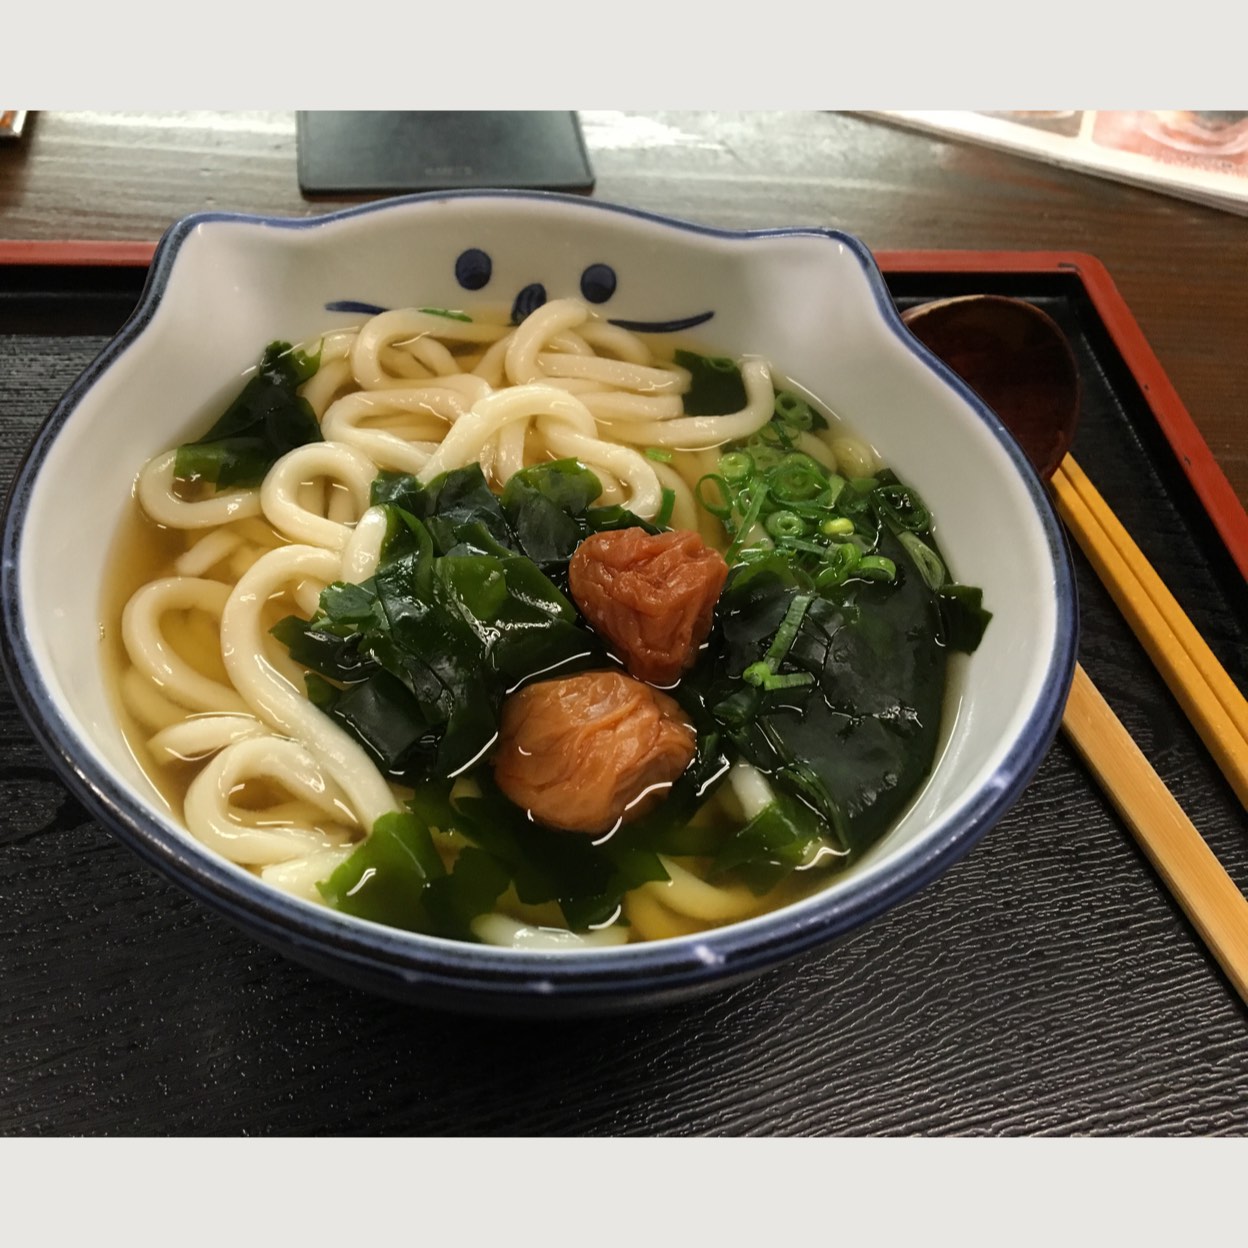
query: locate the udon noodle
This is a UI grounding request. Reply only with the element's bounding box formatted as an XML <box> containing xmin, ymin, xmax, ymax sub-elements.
<box><xmin>106</xmin><ymin>297</ymin><xmax>893</xmax><ymax>949</ymax></box>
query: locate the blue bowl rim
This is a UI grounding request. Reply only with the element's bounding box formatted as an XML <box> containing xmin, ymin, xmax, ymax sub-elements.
<box><xmin>0</xmin><ymin>189</ymin><xmax>1079</xmax><ymax>1004</ymax></box>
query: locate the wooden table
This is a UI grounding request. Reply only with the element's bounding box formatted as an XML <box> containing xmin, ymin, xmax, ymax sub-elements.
<box><xmin>2</xmin><ymin>111</ymin><xmax>1246</xmax><ymax>1136</ymax></box>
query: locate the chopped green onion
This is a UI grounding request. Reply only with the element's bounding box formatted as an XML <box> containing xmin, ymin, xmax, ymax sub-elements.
<box><xmin>872</xmin><ymin>482</ymin><xmax>932</xmax><ymax>534</ymax></box>
<box><xmin>717</xmin><ymin>450</ymin><xmax>754</xmax><ymax>482</ymax></box>
<box><xmin>775</xmin><ymin>496</ymin><xmax>831</xmax><ymax>517</ymax></box>
<box><xmin>898</xmin><ymin>531</ymin><xmax>946</xmax><ymax>590</ymax></box>
<box><xmin>696</xmin><ymin>474</ymin><xmax>732</xmax><ymax>521</ymax></box>
<box><xmin>419</xmin><ymin>307</ymin><xmax>472</xmax><ymax>322</ymax></box>
<box><xmin>765</xmin><ymin>510</ymin><xmax>806</xmax><ymax>540</ymax></box>
<box><xmin>645</xmin><ymin>447</ymin><xmax>673</xmax><ymax>463</ymax></box>
<box><xmin>743</xmin><ymin>661</ymin><xmax>774</xmax><ymax>687</ymax></box>
<box><xmin>762</xmin><ymin>671</ymin><xmax>816</xmax><ymax>692</ymax></box>
<box><xmin>743</xmin><ymin>594</ymin><xmax>814</xmax><ymax>692</ymax></box>
<box><xmin>820</xmin><ymin>516</ymin><xmax>855</xmax><ymax>537</ymax></box>
<box><xmin>770</xmin><ymin>456</ymin><xmax>827</xmax><ymax>504</ymax></box>
<box><xmin>655</xmin><ymin>487</ymin><xmax>676</xmax><ymax>529</ymax></box>
<box><xmin>774</xmin><ymin>392</ymin><xmax>815</xmax><ymax>431</ymax></box>
<box><xmin>855</xmin><ymin>555</ymin><xmax>897</xmax><ymax>582</ymax></box>
<box><xmin>764</xmin><ymin>594</ymin><xmax>813</xmax><ymax>668</ymax></box>
<box><xmin>778</xmin><ymin>537</ymin><xmax>831</xmax><ymax>557</ymax></box>
<box><xmin>746</xmin><ymin>432</ymin><xmax>787</xmax><ymax>467</ymax></box>
<box><xmin>725</xmin><ymin>488</ymin><xmax>768</xmax><ymax>564</ymax></box>
<box><xmin>815</xmin><ymin>543</ymin><xmax>861</xmax><ymax>590</ymax></box>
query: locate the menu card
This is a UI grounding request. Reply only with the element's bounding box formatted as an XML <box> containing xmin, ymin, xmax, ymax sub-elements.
<box><xmin>864</xmin><ymin>111</ymin><xmax>1248</xmax><ymax>216</ymax></box>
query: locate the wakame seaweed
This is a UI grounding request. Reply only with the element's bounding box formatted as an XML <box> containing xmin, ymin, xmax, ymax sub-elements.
<box><xmin>661</xmin><ymin>390</ymin><xmax>993</xmax><ymax>886</ymax></box>
<box><xmin>707</xmin><ymin>530</ymin><xmax>949</xmax><ymax>857</ymax></box>
<box><xmin>174</xmin><ymin>341</ymin><xmax>322</xmax><ymax>488</ymax></box>
<box><xmin>274</xmin><ymin>390</ymin><xmax>990</xmax><ymax>940</ymax></box>
<box><xmin>272</xmin><ymin>460</ymin><xmax>668</xmax><ymax>789</ymax></box>
<box><xmin>675</xmin><ymin>349</ymin><xmax>748</xmax><ymax>416</ymax></box>
<box><xmin>277</xmin><ymin>479</ymin><xmax>602</xmax><ymax>784</ymax></box>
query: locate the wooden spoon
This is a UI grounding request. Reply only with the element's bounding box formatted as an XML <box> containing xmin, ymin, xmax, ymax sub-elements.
<box><xmin>901</xmin><ymin>294</ymin><xmax>1248</xmax><ymax>1003</ymax></box>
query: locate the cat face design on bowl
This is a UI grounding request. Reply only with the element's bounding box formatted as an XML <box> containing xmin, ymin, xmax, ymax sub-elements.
<box><xmin>325</xmin><ymin>246</ymin><xmax>716</xmax><ymax>332</ymax></box>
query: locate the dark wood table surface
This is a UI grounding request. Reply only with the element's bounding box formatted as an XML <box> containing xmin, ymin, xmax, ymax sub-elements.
<box><xmin>2</xmin><ymin>110</ymin><xmax>1246</xmax><ymax>1136</ymax></box>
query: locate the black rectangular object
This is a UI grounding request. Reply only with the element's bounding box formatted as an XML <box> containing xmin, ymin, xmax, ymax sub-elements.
<box><xmin>296</xmin><ymin>111</ymin><xmax>595</xmax><ymax>196</ymax></box>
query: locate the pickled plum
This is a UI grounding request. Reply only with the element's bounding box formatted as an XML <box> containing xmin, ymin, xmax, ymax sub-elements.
<box><xmin>569</xmin><ymin>528</ymin><xmax>729</xmax><ymax>686</ymax></box>
<box><xmin>492</xmin><ymin>670</ymin><xmax>696</xmax><ymax>834</ymax></box>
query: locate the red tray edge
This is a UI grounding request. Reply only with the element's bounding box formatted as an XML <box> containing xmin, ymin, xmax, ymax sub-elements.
<box><xmin>0</xmin><ymin>240</ymin><xmax>157</xmax><ymax>266</ymax></box>
<box><xmin>4</xmin><ymin>241</ymin><xmax>1245</xmax><ymax>582</ymax></box>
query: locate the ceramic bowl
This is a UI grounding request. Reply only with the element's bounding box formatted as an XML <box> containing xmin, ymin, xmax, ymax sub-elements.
<box><xmin>0</xmin><ymin>192</ymin><xmax>1077</xmax><ymax>1016</ymax></box>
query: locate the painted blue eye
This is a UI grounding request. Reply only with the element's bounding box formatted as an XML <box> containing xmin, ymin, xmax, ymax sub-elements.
<box><xmin>580</xmin><ymin>263</ymin><xmax>616</xmax><ymax>304</ymax></box>
<box><xmin>455</xmin><ymin>248</ymin><xmax>492</xmax><ymax>291</ymax></box>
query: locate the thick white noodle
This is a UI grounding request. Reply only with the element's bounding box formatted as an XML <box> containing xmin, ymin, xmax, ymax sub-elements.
<box><xmin>320</xmin><ymin>385</ymin><xmax>487</xmax><ymax>474</ymax></box>
<box><xmin>292</xmin><ymin>578</ymin><xmax>326</xmax><ymax>618</ymax></box>
<box><xmin>120</xmin><ymin>665</ymin><xmax>190</xmax><ymax>733</ymax></box>
<box><xmin>122</xmin><ymin>577</ymin><xmax>249</xmax><ymax>714</ymax></box>
<box><xmin>300</xmin><ymin>357</ymin><xmax>354</xmax><ymax>419</ymax></box>
<box><xmin>147</xmin><ymin>713</ymin><xmax>266</xmax><ymax>763</ymax></box>
<box><xmin>260</xmin><ymin>441</ymin><xmax>376</xmax><ymax>551</ymax></box>
<box><xmin>352</xmin><ymin>308</ymin><xmax>508</xmax><ymax>389</ymax></box>
<box><xmin>494</xmin><ymin>417</ymin><xmax>530</xmax><ymax>483</ymax></box>
<box><xmin>341</xmin><ymin>506</ymin><xmax>388</xmax><ymax>584</ymax></box>
<box><xmin>174</xmin><ymin>528</ymin><xmax>243</xmax><ymax>577</ymax></box>
<box><xmin>523</xmin><ymin>377</ymin><xmax>617</xmax><ymax>396</ymax></box>
<box><xmin>377</xmin><ymin>346</ymin><xmax>433</xmax><ymax>381</ymax></box>
<box><xmin>316</xmin><ymin>329</ymin><xmax>359</xmax><ymax>363</ymax></box>
<box><xmin>259</xmin><ymin>847</ymin><xmax>355</xmax><ymax>902</ymax></box>
<box><xmin>401</xmin><ymin>337</ymin><xmax>459</xmax><ymax>377</ymax></box>
<box><xmin>545</xmin><ymin>330</ymin><xmax>595</xmax><ymax>357</ymax></box>
<box><xmin>588</xmin><ymin>467</ymin><xmax>626</xmax><ymax>506</ymax></box>
<box><xmin>648</xmin><ymin>461</ymin><xmax>700</xmax><ymax>532</ymax></box>
<box><xmin>471</xmin><ymin>335</ymin><xmax>513</xmax><ymax>386</ymax></box>
<box><xmin>645</xmin><ymin>855</ymin><xmax>761</xmax><ymax>922</ymax></box>
<box><xmin>829</xmin><ymin>434</ymin><xmax>878</xmax><ymax>478</ymax></box>
<box><xmin>504</xmin><ymin>299</ymin><xmax>590</xmax><ymax>384</ymax></box>
<box><xmin>795</xmin><ymin>431</ymin><xmax>838</xmax><ymax>471</ymax></box>
<box><xmin>416</xmin><ymin>384</ymin><xmax>596</xmax><ymax>482</ymax></box>
<box><xmin>183</xmin><ymin>734</ymin><xmax>358</xmax><ymax>865</ymax></box>
<box><xmin>540</xmin><ymin>420</ymin><xmax>662</xmax><ymax>519</ymax></box>
<box><xmin>471</xmin><ymin>914</ymin><xmax>631</xmax><ymax>949</ymax></box>
<box><xmin>576</xmin><ymin>320</ymin><xmax>652</xmax><ymax>364</ymax></box>
<box><xmin>600</xmin><ymin>359</ymin><xmax>774</xmax><ymax>448</ymax></box>
<box><xmin>219</xmin><ymin>544</ymin><xmax>399</xmax><ymax>829</ymax></box>
<box><xmin>534</xmin><ymin>353</ymin><xmax>690</xmax><ymax>395</ymax></box>
<box><xmin>729</xmin><ymin>760</ymin><xmax>775</xmax><ymax>820</ymax></box>
<box><xmin>578</xmin><ymin>392</ymin><xmax>685</xmax><ymax>424</ymax></box>
<box><xmin>137</xmin><ymin>451</ymin><xmax>262</xmax><ymax>529</ymax></box>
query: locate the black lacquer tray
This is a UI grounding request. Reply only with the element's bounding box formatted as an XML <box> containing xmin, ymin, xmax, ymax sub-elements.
<box><xmin>1</xmin><ymin>246</ymin><xmax>1245</xmax><ymax>1135</ymax></box>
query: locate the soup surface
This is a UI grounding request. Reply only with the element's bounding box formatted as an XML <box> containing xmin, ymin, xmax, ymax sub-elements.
<box><xmin>103</xmin><ymin>298</ymin><xmax>990</xmax><ymax>948</ymax></box>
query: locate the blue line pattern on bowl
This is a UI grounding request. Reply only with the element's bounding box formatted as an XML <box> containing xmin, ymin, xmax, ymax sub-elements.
<box><xmin>322</xmin><ymin>300</ymin><xmax>714</xmax><ymax>335</ymax></box>
<box><xmin>325</xmin><ymin>299</ymin><xmax>389</xmax><ymax>316</ymax></box>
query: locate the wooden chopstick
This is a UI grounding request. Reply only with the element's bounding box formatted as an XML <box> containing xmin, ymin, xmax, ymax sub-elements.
<box><xmin>1052</xmin><ymin>454</ymin><xmax>1248</xmax><ymax>809</ymax></box>
<box><xmin>1063</xmin><ymin>664</ymin><xmax>1248</xmax><ymax>1004</ymax></box>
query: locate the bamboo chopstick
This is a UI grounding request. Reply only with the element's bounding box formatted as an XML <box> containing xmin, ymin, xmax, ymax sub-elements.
<box><xmin>1063</xmin><ymin>664</ymin><xmax>1248</xmax><ymax>1004</ymax></box>
<box><xmin>1052</xmin><ymin>454</ymin><xmax>1248</xmax><ymax>809</ymax></box>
